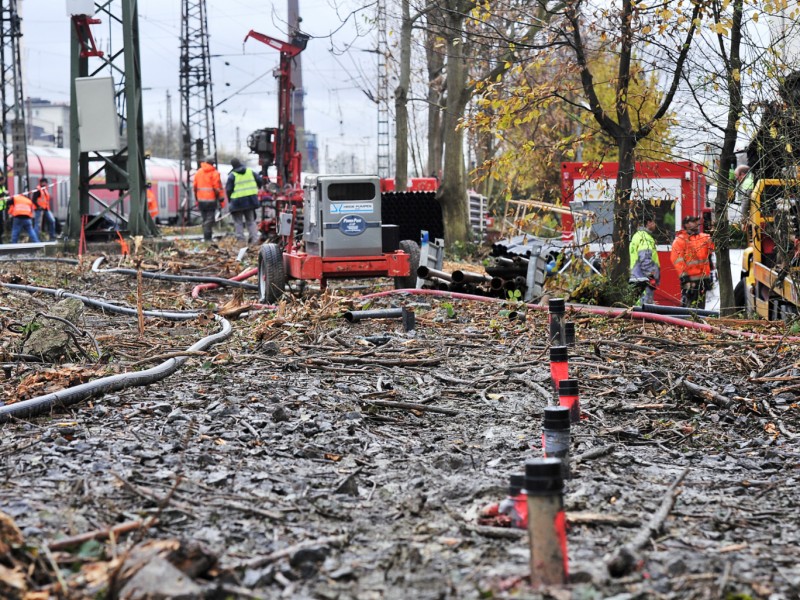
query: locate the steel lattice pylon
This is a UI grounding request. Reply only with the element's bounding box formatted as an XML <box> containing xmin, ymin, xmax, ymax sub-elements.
<box><xmin>179</xmin><ymin>0</ymin><xmax>217</xmax><ymax>224</ymax></box>
<box><xmin>0</xmin><ymin>0</ymin><xmax>28</xmax><ymax>194</ymax></box>
<box><xmin>68</xmin><ymin>0</ymin><xmax>154</xmax><ymax>239</ymax></box>
<box><xmin>376</xmin><ymin>0</ymin><xmax>390</xmax><ymax>178</ymax></box>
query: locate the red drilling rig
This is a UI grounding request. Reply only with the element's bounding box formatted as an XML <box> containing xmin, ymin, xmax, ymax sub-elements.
<box><xmin>244</xmin><ymin>29</ymin><xmax>309</xmax><ymax>240</ymax></box>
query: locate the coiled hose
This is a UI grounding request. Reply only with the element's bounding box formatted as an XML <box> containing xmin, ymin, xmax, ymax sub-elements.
<box><xmin>0</xmin><ymin>281</ymin><xmax>233</xmax><ymax>422</ymax></box>
<box><xmin>0</xmin><ymin>315</ymin><xmax>231</xmax><ymax>422</ymax></box>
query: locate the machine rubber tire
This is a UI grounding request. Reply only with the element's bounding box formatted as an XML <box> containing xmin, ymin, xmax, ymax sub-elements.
<box><xmin>395</xmin><ymin>240</ymin><xmax>421</xmax><ymax>290</ymax></box>
<box><xmin>733</xmin><ymin>279</ymin><xmax>745</xmax><ymax>310</ymax></box>
<box><xmin>258</xmin><ymin>243</ymin><xmax>286</xmax><ymax>303</ymax></box>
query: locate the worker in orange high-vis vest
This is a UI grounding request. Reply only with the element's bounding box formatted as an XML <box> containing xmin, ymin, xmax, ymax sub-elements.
<box><xmin>9</xmin><ymin>194</ymin><xmax>40</xmax><ymax>243</ymax></box>
<box><xmin>670</xmin><ymin>214</ymin><xmax>716</xmax><ymax>309</ymax></box>
<box><xmin>193</xmin><ymin>156</ymin><xmax>224</xmax><ymax>241</ymax></box>
<box><xmin>146</xmin><ymin>181</ymin><xmax>159</xmax><ymax>222</ymax></box>
<box><xmin>32</xmin><ymin>178</ymin><xmax>57</xmax><ymax>241</ymax></box>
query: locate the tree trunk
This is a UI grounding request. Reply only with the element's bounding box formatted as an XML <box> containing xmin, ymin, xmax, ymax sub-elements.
<box><xmin>425</xmin><ymin>25</ymin><xmax>444</xmax><ymax>179</ymax></box>
<box><xmin>394</xmin><ymin>0</ymin><xmax>411</xmax><ymax>191</ymax></box>
<box><xmin>438</xmin><ymin>8</ymin><xmax>471</xmax><ymax>245</ymax></box>
<box><xmin>609</xmin><ymin>135</ymin><xmax>635</xmax><ymax>284</ymax></box>
<box><xmin>714</xmin><ymin>0</ymin><xmax>744</xmax><ymax>315</ymax></box>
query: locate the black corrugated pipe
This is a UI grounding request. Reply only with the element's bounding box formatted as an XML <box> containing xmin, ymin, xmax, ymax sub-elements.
<box><xmin>91</xmin><ymin>257</ymin><xmax>257</xmax><ymax>290</ymax></box>
<box><xmin>0</xmin><ymin>315</ymin><xmax>231</xmax><ymax>422</ymax></box>
<box><xmin>639</xmin><ymin>303</ymin><xmax>720</xmax><ymax>318</ymax></box>
<box><xmin>344</xmin><ymin>308</ymin><xmax>404</xmax><ymax>323</ymax></box>
<box><xmin>0</xmin><ymin>282</ymin><xmax>204</xmax><ymax>321</ymax></box>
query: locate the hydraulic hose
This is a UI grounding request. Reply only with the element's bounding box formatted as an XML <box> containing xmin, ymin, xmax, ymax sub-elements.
<box><xmin>374</xmin><ymin>288</ymin><xmax>800</xmax><ymax>342</ymax></box>
<box><xmin>92</xmin><ymin>256</ymin><xmax>257</xmax><ymax>290</ymax></box>
<box><xmin>191</xmin><ymin>267</ymin><xmax>258</xmax><ymax>299</ymax></box>
<box><xmin>0</xmin><ymin>282</ymin><xmax>204</xmax><ymax>321</ymax></box>
<box><xmin>0</xmin><ymin>315</ymin><xmax>231</xmax><ymax>422</ymax></box>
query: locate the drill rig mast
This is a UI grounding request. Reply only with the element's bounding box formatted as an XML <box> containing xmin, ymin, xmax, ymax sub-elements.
<box><xmin>244</xmin><ymin>29</ymin><xmax>309</xmax><ymax>202</ymax></box>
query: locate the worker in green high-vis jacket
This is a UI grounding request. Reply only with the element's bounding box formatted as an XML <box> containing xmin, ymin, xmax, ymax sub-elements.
<box><xmin>628</xmin><ymin>213</ymin><xmax>660</xmax><ymax>306</ymax></box>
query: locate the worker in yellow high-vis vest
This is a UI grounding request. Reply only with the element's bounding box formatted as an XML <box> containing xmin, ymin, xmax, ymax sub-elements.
<box><xmin>225</xmin><ymin>157</ymin><xmax>264</xmax><ymax>245</ymax></box>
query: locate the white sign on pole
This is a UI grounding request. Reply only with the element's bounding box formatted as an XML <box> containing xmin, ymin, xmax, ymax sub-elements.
<box><xmin>74</xmin><ymin>77</ymin><xmax>121</xmax><ymax>152</ymax></box>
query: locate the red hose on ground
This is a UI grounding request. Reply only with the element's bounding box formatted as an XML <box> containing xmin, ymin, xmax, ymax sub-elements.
<box><xmin>192</xmin><ymin>267</ymin><xmax>258</xmax><ymax>299</ymax></box>
<box><xmin>366</xmin><ymin>288</ymin><xmax>800</xmax><ymax>342</ymax></box>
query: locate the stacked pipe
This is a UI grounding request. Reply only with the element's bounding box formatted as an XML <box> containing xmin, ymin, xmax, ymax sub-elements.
<box><xmin>416</xmin><ymin>265</ymin><xmax>499</xmax><ymax>297</ymax></box>
<box><xmin>416</xmin><ymin>231</ymin><xmax>560</xmax><ymax>298</ymax></box>
<box><xmin>417</xmin><ymin>265</ymin><xmax>525</xmax><ymax>298</ymax></box>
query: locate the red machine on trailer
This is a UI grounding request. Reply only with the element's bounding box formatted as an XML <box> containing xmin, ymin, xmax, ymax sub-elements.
<box><xmin>560</xmin><ymin>161</ymin><xmax>710</xmax><ymax>306</ymax></box>
<box><xmin>257</xmin><ymin>174</ymin><xmax>418</xmax><ymax>303</ymax></box>
<box><xmin>244</xmin><ymin>31</ymin><xmax>417</xmax><ymax>302</ymax></box>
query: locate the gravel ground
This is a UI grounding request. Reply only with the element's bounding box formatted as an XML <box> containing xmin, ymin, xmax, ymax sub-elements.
<box><xmin>1</xmin><ymin>247</ymin><xmax>799</xmax><ymax>600</ymax></box>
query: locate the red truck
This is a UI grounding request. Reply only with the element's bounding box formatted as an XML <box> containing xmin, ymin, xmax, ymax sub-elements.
<box><xmin>560</xmin><ymin>161</ymin><xmax>710</xmax><ymax>306</ymax></box>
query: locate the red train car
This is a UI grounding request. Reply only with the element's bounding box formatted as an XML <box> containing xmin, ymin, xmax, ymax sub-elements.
<box><xmin>5</xmin><ymin>147</ymin><xmax>183</xmax><ymax>227</ymax></box>
<box><xmin>560</xmin><ymin>161</ymin><xmax>710</xmax><ymax>306</ymax></box>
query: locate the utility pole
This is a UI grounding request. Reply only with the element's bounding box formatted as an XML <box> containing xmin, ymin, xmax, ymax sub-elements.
<box><xmin>376</xmin><ymin>0</ymin><xmax>390</xmax><ymax>179</ymax></box>
<box><xmin>179</xmin><ymin>0</ymin><xmax>217</xmax><ymax>225</ymax></box>
<box><xmin>287</xmin><ymin>0</ymin><xmax>311</xmax><ymax>172</ymax></box>
<box><xmin>69</xmin><ymin>0</ymin><xmax>154</xmax><ymax>238</ymax></box>
<box><xmin>0</xmin><ymin>0</ymin><xmax>29</xmax><ymax>193</ymax></box>
<box><xmin>166</xmin><ymin>89</ymin><xmax>173</xmax><ymax>158</ymax></box>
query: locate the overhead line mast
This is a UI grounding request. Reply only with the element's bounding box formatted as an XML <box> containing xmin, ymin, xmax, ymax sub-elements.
<box><xmin>376</xmin><ymin>0</ymin><xmax>390</xmax><ymax>178</ymax></box>
<box><xmin>0</xmin><ymin>0</ymin><xmax>29</xmax><ymax>193</ymax></box>
<box><xmin>68</xmin><ymin>0</ymin><xmax>154</xmax><ymax>239</ymax></box>
<box><xmin>179</xmin><ymin>0</ymin><xmax>217</xmax><ymax>225</ymax></box>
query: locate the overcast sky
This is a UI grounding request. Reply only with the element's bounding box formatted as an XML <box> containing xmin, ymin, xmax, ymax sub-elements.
<box><xmin>21</xmin><ymin>0</ymin><xmax>380</xmax><ymax>168</ymax></box>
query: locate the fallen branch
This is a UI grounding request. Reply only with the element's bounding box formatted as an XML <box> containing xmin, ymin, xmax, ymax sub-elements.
<box><xmin>682</xmin><ymin>380</ymin><xmax>733</xmax><ymax>408</ymax></box>
<box><xmin>574</xmin><ymin>444</ymin><xmax>615</xmax><ymax>464</ymax></box>
<box><xmin>48</xmin><ymin>519</ymin><xmax>154</xmax><ymax>551</ymax></box>
<box><xmin>240</xmin><ymin>534</ymin><xmax>349</xmax><ymax>570</ymax></box>
<box><xmin>605</xmin><ymin>467</ymin><xmax>689</xmax><ymax>577</ymax></box>
<box><xmin>357</xmin><ymin>398</ymin><xmax>459</xmax><ymax>416</ymax></box>
<box><xmin>305</xmin><ymin>356</ymin><xmax>442</xmax><ymax>367</ymax></box>
<box><xmin>130</xmin><ymin>350</ymin><xmax>207</xmax><ymax>367</ymax></box>
<box><xmin>464</xmin><ymin>523</ymin><xmax>525</xmax><ymax>540</ymax></box>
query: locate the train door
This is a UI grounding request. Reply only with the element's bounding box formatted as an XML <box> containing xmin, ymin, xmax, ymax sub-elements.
<box><xmin>157</xmin><ymin>181</ymin><xmax>173</xmax><ymax>224</ymax></box>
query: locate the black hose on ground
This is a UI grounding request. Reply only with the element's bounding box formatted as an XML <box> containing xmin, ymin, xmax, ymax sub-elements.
<box><xmin>639</xmin><ymin>303</ymin><xmax>720</xmax><ymax>318</ymax></box>
<box><xmin>0</xmin><ymin>315</ymin><xmax>231</xmax><ymax>422</ymax></box>
<box><xmin>0</xmin><ymin>282</ymin><xmax>203</xmax><ymax>321</ymax></box>
<box><xmin>91</xmin><ymin>257</ymin><xmax>258</xmax><ymax>290</ymax></box>
<box><xmin>0</xmin><ymin>257</ymin><xmax>80</xmax><ymax>264</ymax></box>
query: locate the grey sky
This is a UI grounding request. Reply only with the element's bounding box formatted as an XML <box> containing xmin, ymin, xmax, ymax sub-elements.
<box><xmin>21</xmin><ymin>0</ymin><xmax>380</xmax><ymax>166</ymax></box>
